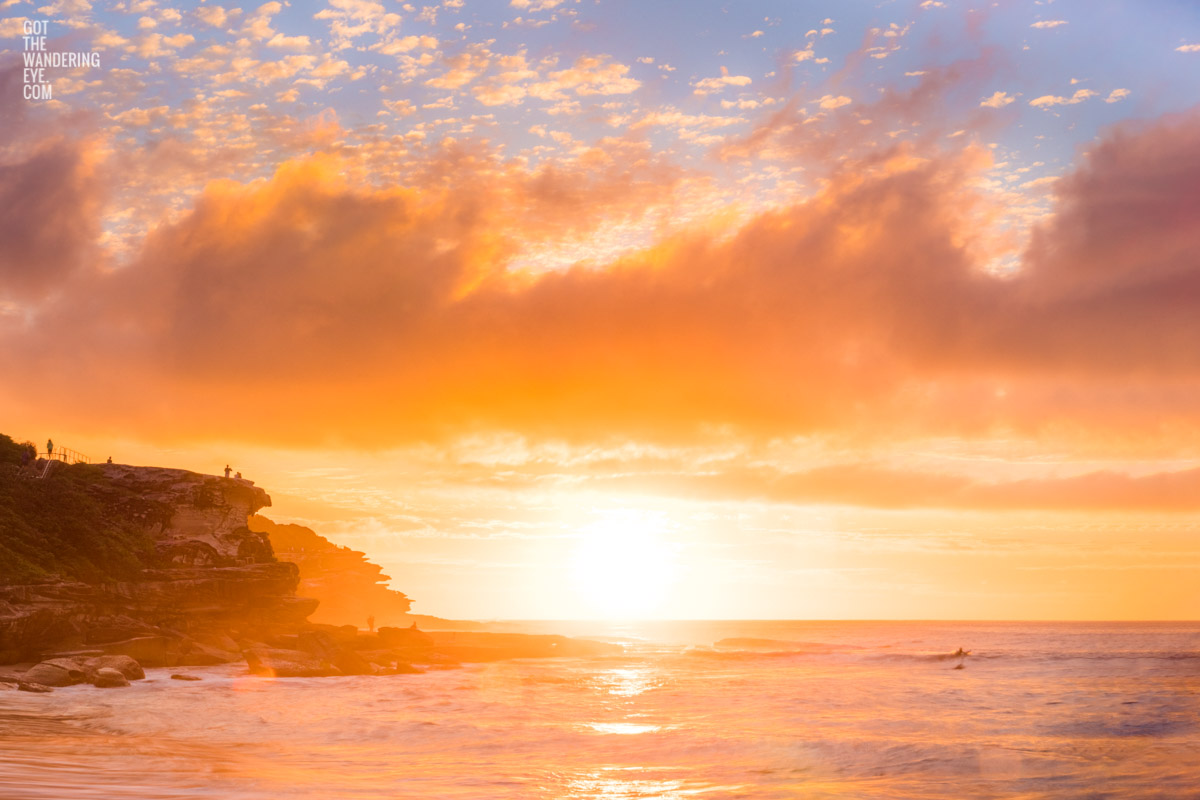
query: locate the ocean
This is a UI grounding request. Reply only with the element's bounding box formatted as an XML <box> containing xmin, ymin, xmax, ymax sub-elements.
<box><xmin>2</xmin><ymin>621</ymin><xmax>1199</xmax><ymax>799</ymax></box>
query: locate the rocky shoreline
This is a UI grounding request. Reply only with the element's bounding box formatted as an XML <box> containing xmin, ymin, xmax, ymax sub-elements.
<box><xmin>0</xmin><ymin>444</ymin><xmax>617</xmax><ymax>692</ymax></box>
<box><xmin>1</xmin><ymin>627</ymin><xmax>619</xmax><ymax>692</ymax></box>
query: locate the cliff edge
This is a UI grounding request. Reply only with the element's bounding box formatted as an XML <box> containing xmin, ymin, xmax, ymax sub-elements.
<box><xmin>0</xmin><ymin>436</ymin><xmax>313</xmax><ymax>664</ymax></box>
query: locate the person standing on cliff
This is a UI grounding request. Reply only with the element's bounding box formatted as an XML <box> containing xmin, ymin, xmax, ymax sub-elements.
<box><xmin>46</xmin><ymin>439</ymin><xmax>53</xmax><ymax>459</ymax></box>
<box><xmin>368</xmin><ymin>614</ymin><xmax>376</xmax><ymax>633</ymax></box>
<box><xmin>224</xmin><ymin>464</ymin><xmax>232</xmax><ymax>478</ymax></box>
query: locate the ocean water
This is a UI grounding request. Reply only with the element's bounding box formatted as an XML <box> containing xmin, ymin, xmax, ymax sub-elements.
<box><xmin>3</xmin><ymin>621</ymin><xmax>1200</xmax><ymax>799</ymax></box>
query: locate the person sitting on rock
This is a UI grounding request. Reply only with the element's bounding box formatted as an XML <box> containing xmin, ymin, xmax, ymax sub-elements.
<box><xmin>106</xmin><ymin>456</ymin><xmax>113</xmax><ymax>464</ymax></box>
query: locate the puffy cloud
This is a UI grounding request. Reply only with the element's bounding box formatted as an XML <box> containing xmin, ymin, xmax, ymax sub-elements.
<box><xmin>426</xmin><ymin>45</ymin><xmax>492</xmax><ymax>89</ymax></box>
<box><xmin>1177</xmin><ymin>44</ymin><xmax>1200</xmax><ymax>53</ymax></box>
<box><xmin>0</xmin><ymin>141</ymin><xmax>102</xmax><ymax>302</ymax></box>
<box><xmin>818</xmin><ymin>94</ymin><xmax>851</xmax><ymax>109</ymax></box>
<box><xmin>1029</xmin><ymin>88</ymin><xmax>1096</xmax><ymax>107</ymax></box>
<box><xmin>267</xmin><ymin>33</ymin><xmax>312</xmax><ymax>50</ymax></box>
<box><xmin>527</xmin><ymin>55</ymin><xmax>640</xmax><ymax>100</ymax></box>
<box><xmin>6</xmin><ymin>83</ymin><xmax>1200</xmax><ymax>463</ymax></box>
<box><xmin>979</xmin><ymin>90</ymin><xmax>1015</xmax><ymax>108</ymax></box>
<box><xmin>1105</xmin><ymin>88</ymin><xmax>1130</xmax><ymax>103</ymax></box>
<box><xmin>374</xmin><ymin>35</ymin><xmax>438</xmax><ymax>55</ymax></box>
<box><xmin>314</xmin><ymin>0</ymin><xmax>400</xmax><ymax>49</ymax></box>
<box><xmin>692</xmin><ymin>69</ymin><xmax>752</xmax><ymax>95</ymax></box>
<box><xmin>194</xmin><ymin>6</ymin><xmax>233</xmax><ymax>28</ymax></box>
<box><xmin>244</xmin><ymin>1</ymin><xmax>281</xmax><ymax>41</ymax></box>
<box><xmin>1030</xmin><ymin>20</ymin><xmax>1068</xmax><ymax>29</ymax></box>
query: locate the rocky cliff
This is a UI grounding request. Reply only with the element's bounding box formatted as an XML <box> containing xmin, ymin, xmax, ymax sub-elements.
<box><xmin>248</xmin><ymin>515</ymin><xmax>411</xmax><ymax>627</ymax></box>
<box><xmin>0</xmin><ymin>445</ymin><xmax>314</xmax><ymax>664</ymax></box>
<box><xmin>248</xmin><ymin>515</ymin><xmax>483</xmax><ymax>631</ymax></box>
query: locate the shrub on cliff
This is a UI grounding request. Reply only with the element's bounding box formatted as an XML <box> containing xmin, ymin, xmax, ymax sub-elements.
<box><xmin>0</xmin><ymin>440</ymin><xmax>157</xmax><ymax>583</ymax></box>
<box><xmin>0</xmin><ymin>434</ymin><xmax>28</xmax><ymax>466</ymax></box>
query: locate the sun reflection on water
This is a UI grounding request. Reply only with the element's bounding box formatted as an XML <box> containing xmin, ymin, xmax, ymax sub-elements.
<box><xmin>586</xmin><ymin>722</ymin><xmax>662</xmax><ymax>735</ymax></box>
<box><xmin>593</xmin><ymin>667</ymin><xmax>660</xmax><ymax>697</ymax></box>
<box><xmin>562</xmin><ymin>767</ymin><xmax>729</xmax><ymax>799</ymax></box>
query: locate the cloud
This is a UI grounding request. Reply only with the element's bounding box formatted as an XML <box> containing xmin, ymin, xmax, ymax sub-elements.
<box><xmin>1030</xmin><ymin>20</ymin><xmax>1068</xmax><ymax>29</ymax></box>
<box><xmin>374</xmin><ymin>35</ymin><xmax>438</xmax><ymax>55</ymax></box>
<box><xmin>195</xmin><ymin>6</ymin><xmax>233</xmax><ymax>28</ymax></box>
<box><xmin>818</xmin><ymin>94</ymin><xmax>851</xmax><ymax>109</ymax></box>
<box><xmin>692</xmin><ymin>69</ymin><xmax>752</xmax><ymax>95</ymax></box>
<box><xmin>590</xmin><ymin>462</ymin><xmax>1200</xmax><ymax>512</ymax></box>
<box><xmin>267</xmin><ymin>33</ymin><xmax>312</xmax><ymax>50</ymax></box>
<box><xmin>1178</xmin><ymin>44</ymin><xmax>1200</xmax><ymax>53</ymax></box>
<box><xmin>6</xmin><ymin>81</ymin><xmax>1200</xmax><ymax>462</ymax></box>
<box><xmin>527</xmin><ymin>55</ymin><xmax>640</xmax><ymax>100</ymax></box>
<box><xmin>1029</xmin><ymin>88</ymin><xmax>1096</xmax><ymax>107</ymax></box>
<box><xmin>0</xmin><ymin>141</ymin><xmax>102</xmax><ymax>302</ymax></box>
<box><xmin>1105</xmin><ymin>88</ymin><xmax>1130</xmax><ymax>103</ymax></box>
<box><xmin>510</xmin><ymin>0</ymin><xmax>563</xmax><ymax>10</ymax></box>
<box><xmin>979</xmin><ymin>91</ymin><xmax>1014</xmax><ymax>108</ymax></box>
<box><xmin>314</xmin><ymin>0</ymin><xmax>401</xmax><ymax>49</ymax></box>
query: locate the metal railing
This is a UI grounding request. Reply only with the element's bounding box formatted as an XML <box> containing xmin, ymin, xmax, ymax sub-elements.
<box><xmin>40</xmin><ymin>446</ymin><xmax>91</xmax><ymax>465</ymax></box>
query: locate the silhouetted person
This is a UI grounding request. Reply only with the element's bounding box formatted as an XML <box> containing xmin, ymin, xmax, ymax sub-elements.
<box><xmin>224</xmin><ymin>464</ymin><xmax>232</xmax><ymax>478</ymax></box>
<box><xmin>106</xmin><ymin>456</ymin><xmax>112</xmax><ymax>464</ymax></box>
<box><xmin>368</xmin><ymin>614</ymin><xmax>376</xmax><ymax>633</ymax></box>
<box><xmin>235</xmin><ymin>471</ymin><xmax>242</xmax><ymax>479</ymax></box>
<box><xmin>46</xmin><ymin>439</ymin><xmax>53</xmax><ymax>458</ymax></box>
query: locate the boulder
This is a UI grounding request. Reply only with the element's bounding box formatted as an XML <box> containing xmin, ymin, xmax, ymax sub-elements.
<box><xmin>194</xmin><ymin>632</ymin><xmax>240</xmax><ymax>653</ymax></box>
<box><xmin>295</xmin><ymin>631</ymin><xmax>341</xmax><ymax>661</ymax></box>
<box><xmin>244</xmin><ymin>647</ymin><xmax>340</xmax><ymax>678</ymax></box>
<box><xmin>332</xmin><ymin>650</ymin><xmax>374</xmax><ymax>676</ymax></box>
<box><xmin>170</xmin><ymin>674</ymin><xmax>202</xmax><ymax>681</ymax></box>
<box><xmin>173</xmin><ymin>640</ymin><xmax>239</xmax><ymax>666</ymax></box>
<box><xmin>83</xmin><ymin>655</ymin><xmax>145</xmax><ymax>682</ymax></box>
<box><xmin>92</xmin><ymin>667</ymin><xmax>130</xmax><ymax>688</ymax></box>
<box><xmin>17</xmin><ymin>681</ymin><xmax>53</xmax><ymax>693</ymax></box>
<box><xmin>23</xmin><ymin>659</ymin><xmax>86</xmax><ymax>687</ymax></box>
<box><xmin>100</xmin><ymin>636</ymin><xmax>170</xmax><ymax>667</ymax></box>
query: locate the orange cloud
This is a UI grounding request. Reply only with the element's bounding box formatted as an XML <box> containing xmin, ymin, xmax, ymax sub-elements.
<box><xmin>5</xmin><ymin>97</ymin><xmax>1200</xmax><ymax>462</ymax></box>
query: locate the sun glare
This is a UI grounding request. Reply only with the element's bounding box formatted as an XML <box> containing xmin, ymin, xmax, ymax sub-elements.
<box><xmin>570</xmin><ymin>510</ymin><xmax>678</xmax><ymax>619</ymax></box>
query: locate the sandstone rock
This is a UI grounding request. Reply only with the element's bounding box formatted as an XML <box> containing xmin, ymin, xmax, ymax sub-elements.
<box><xmin>295</xmin><ymin>631</ymin><xmax>340</xmax><ymax>661</ymax></box>
<box><xmin>0</xmin><ymin>464</ymin><xmax>308</xmax><ymax>665</ymax></box>
<box><xmin>84</xmin><ymin>615</ymin><xmax>162</xmax><ymax>645</ymax></box>
<box><xmin>173</xmin><ymin>640</ymin><xmax>239</xmax><ymax>667</ymax></box>
<box><xmin>42</xmin><ymin>649</ymin><xmax>104</xmax><ymax>660</ymax></box>
<box><xmin>18</xmin><ymin>681</ymin><xmax>52</xmax><ymax>693</ymax></box>
<box><xmin>332</xmin><ymin>650</ymin><xmax>374</xmax><ymax>676</ymax></box>
<box><xmin>244</xmin><ymin>647</ymin><xmax>340</xmax><ymax>678</ymax></box>
<box><xmin>92</xmin><ymin>667</ymin><xmax>130</xmax><ymax>688</ymax></box>
<box><xmin>377</xmin><ymin>663</ymin><xmax>424</xmax><ymax>675</ymax></box>
<box><xmin>378</xmin><ymin>626</ymin><xmax>434</xmax><ymax>649</ymax></box>
<box><xmin>23</xmin><ymin>659</ymin><xmax>85</xmax><ymax>687</ymax></box>
<box><xmin>170</xmin><ymin>674</ymin><xmax>202</xmax><ymax>681</ymax></box>
<box><xmin>95</xmin><ymin>465</ymin><xmax>272</xmax><ymax>566</ymax></box>
<box><xmin>83</xmin><ymin>655</ymin><xmax>145</xmax><ymax>681</ymax></box>
<box><xmin>101</xmin><ymin>636</ymin><xmax>170</xmax><ymax>667</ymax></box>
<box><xmin>194</xmin><ymin>632</ymin><xmax>240</xmax><ymax>653</ymax></box>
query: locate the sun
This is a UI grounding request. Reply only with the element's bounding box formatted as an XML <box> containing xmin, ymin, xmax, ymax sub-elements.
<box><xmin>569</xmin><ymin>509</ymin><xmax>678</xmax><ymax>619</ymax></box>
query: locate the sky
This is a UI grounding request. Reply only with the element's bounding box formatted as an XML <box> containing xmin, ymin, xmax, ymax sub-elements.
<box><xmin>3</xmin><ymin>0</ymin><xmax>1200</xmax><ymax>620</ymax></box>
